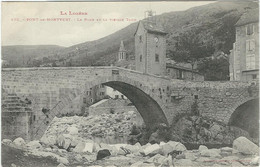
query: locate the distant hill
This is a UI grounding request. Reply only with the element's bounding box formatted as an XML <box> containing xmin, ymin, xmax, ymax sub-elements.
<box><xmin>2</xmin><ymin>45</ymin><xmax>65</xmax><ymax>67</ymax></box>
<box><xmin>2</xmin><ymin>1</ymin><xmax>258</xmax><ymax>67</ymax></box>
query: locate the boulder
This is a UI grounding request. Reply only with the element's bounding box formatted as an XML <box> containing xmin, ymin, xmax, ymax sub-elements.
<box><xmin>67</xmin><ymin>126</ymin><xmax>78</xmax><ymax>135</ymax></box>
<box><xmin>167</xmin><ymin>141</ymin><xmax>187</xmax><ymax>152</ymax></box>
<box><xmin>143</xmin><ymin>144</ymin><xmax>161</xmax><ymax>156</ymax></box>
<box><xmin>2</xmin><ymin>139</ymin><xmax>12</xmax><ymax>145</ymax></box>
<box><xmin>146</xmin><ymin>154</ymin><xmax>167</xmax><ymax>165</ymax></box>
<box><xmin>29</xmin><ymin>150</ymin><xmax>69</xmax><ymax>165</ymax></box>
<box><xmin>82</xmin><ymin>154</ymin><xmax>97</xmax><ymax>162</ymax></box>
<box><xmin>233</xmin><ymin>137</ymin><xmax>259</xmax><ymax>155</ymax></box>
<box><xmin>40</xmin><ymin>136</ymin><xmax>56</xmax><ymax>146</ymax></box>
<box><xmin>97</xmin><ymin>149</ymin><xmax>111</xmax><ymax>160</ymax></box>
<box><xmin>200</xmin><ymin>149</ymin><xmax>221</xmax><ymax>158</ymax></box>
<box><xmin>160</xmin><ymin>143</ymin><xmax>174</xmax><ymax>156</ymax></box>
<box><xmin>220</xmin><ymin>147</ymin><xmax>233</xmax><ymax>152</ymax></box>
<box><xmin>74</xmin><ymin>154</ymin><xmax>83</xmax><ymax>162</ymax></box>
<box><xmin>82</xmin><ymin>142</ymin><xmax>94</xmax><ymax>153</ymax></box>
<box><xmin>174</xmin><ymin>159</ymin><xmax>195</xmax><ymax>166</ymax></box>
<box><xmin>125</xmin><ymin>144</ymin><xmax>140</xmax><ymax>154</ymax></box>
<box><xmin>198</xmin><ymin>145</ymin><xmax>208</xmax><ymax>152</ymax></box>
<box><xmin>57</xmin><ymin>163</ymin><xmax>66</xmax><ymax>167</ymax></box>
<box><xmin>184</xmin><ymin>152</ymin><xmax>197</xmax><ymax>161</ymax></box>
<box><xmin>251</xmin><ymin>156</ymin><xmax>260</xmax><ymax>166</ymax></box>
<box><xmin>26</xmin><ymin>140</ymin><xmax>42</xmax><ymax>150</ymax></box>
<box><xmin>73</xmin><ymin>142</ymin><xmax>85</xmax><ymax>153</ymax></box>
<box><xmin>13</xmin><ymin>137</ymin><xmax>26</xmax><ymax>148</ymax></box>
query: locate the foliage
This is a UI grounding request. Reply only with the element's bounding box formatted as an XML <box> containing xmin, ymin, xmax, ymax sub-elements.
<box><xmin>197</xmin><ymin>56</ymin><xmax>229</xmax><ymax>81</ymax></box>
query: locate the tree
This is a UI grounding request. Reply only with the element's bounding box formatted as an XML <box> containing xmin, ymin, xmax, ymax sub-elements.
<box><xmin>169</xmin><ymin>31</ymin><xmax>215</xmax><ymax>80</ymax></box>
<box><xmin>197</xmin><ymin>56</ymin><xmax>229</xmax><ymax>81</ymax></box>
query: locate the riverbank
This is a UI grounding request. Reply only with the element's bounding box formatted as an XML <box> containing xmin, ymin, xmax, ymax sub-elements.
<box><xmin>1</xmin><ymin>136</ymin><xmax>259</xmax><ymax>167</ymax></box>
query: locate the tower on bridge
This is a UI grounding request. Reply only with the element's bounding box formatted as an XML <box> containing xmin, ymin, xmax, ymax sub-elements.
<box><xmin>134</xmin><ymin>10</ymin><xmax>167</xmax><ymax>76</ymax></box>
<box><xmin>118</xmin><ymin>40</ymin><xmax>127</xmax><ymax>61</ymax></box>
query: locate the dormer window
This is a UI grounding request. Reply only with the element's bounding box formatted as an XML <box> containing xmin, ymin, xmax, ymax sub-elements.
<box><xmin>139</xmin><ymin>35</ymin><xmax>143</xmax><ymax>43</ymax></box>
<box><xmin>246</xmin><ymin>24</ymin><xmax>254</xmax><ymax>35</ymax></box>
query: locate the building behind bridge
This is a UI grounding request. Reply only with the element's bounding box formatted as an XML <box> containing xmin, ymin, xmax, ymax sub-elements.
<box><xmin>229</xmin><ymin>8</ymin><xmax>259</xmax><ymax>81</ymax></box>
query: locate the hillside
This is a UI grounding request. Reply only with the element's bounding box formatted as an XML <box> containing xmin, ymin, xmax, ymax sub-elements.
<box><xmin>2</xmin><ymin>1</ymin><xmax>258</xmax><ymax>67</ymax></box>
<box><xmin>2</xmin><ymin>45</ymin><xmax>65</xmax><ymax>67</ymax></box>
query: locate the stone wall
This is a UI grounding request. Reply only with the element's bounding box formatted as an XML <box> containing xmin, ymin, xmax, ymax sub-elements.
<box><xmin>2</xmin><ymin>111</ymin><xmax>33</xmax><ymax>141</ymax></box>
<box><xmin>1</xmin><ymin>67</ymin><xmax>258</xmax><ymax>139</ymax></box>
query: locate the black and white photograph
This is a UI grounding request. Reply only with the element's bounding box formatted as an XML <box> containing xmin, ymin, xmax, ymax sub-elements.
<box><xmin>1</xmin><ymin>1</ymin><xmax>259</xmax><ymax>166</ymax></box>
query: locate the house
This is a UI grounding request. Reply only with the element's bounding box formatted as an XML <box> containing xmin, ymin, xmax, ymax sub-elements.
<box><xmin>229</xmin><ymin>9</ymin><xmax>259</xmax><ymax>81</ymax></box>
<box><xmin>134</xmin><ymin>10</ymin><xmax>167</xmax><ymax>76</ymax></box>
<box><xmin>166</xmin><ymin>63</ymin><xmax>204</xmax><ymax>81</ymax></box>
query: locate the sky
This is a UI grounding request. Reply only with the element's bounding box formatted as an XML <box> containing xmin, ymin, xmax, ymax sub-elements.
<box><xmin>2</xmin><ymin>1</ymin><xmax>214</xmax><ymax>47</ymax></box>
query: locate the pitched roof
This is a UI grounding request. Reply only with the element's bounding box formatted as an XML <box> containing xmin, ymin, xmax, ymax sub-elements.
<box><xmin>235</xmin><ymin>8</ymin><xmax>259</xmax><ymax>27</ymax></box>
<box><xmin>134</xmin><ymin>20</ymin><xmax>167</xmax><ymax>36</ymax></box>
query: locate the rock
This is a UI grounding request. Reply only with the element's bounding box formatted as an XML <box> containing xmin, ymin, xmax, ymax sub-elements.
<box><xmin>82</xmin><ymin>142</ymin><xmax>94</xmax><ymax>153</ymax></box>
<box><xmin>125</xmin><ymin>144</ymin><xmax>140</xmax><ymax>154</ymax></box>
<box><xmin>26</xmin><ymin>140</ymin><xmax>42</xmax><ymax>150</ymax></box>
<box><xmin>143</xmin><ymin>144</ymin><xmax>161</xmax><ymax>156</ymax></box>
<box><xmin>93</xmin><ymin>143</ymin><xmax>101</xmax><ymax>152</ymax></box>
<box><xmin>167</xmin><ymin>141</ymin><xmax>187</xmax><ymax>152</ymax></box>
<box><xmin>160</xmin><ymin>143</ymin><xmax>174</xmax><ymax>156</ymax></box>
<box><xmin>40</xmin><ymin>136</ymin><xmax>56</xmax><ymax>146</ymax></box>
<box><xmin>220</xmin><ymin>147</ymin><xmax>233</xmax><ymax>152</ymax></box>
<box><xmin>29</xmin><ymin>150</ymin><xmax>69</xmax><ymax>165</ymax></box>
<box><xmin>67</xmin><ymin>126</ymin><xmax>78</xmax><ymax>135</ymax></box>
<box><xmin>97</xmin><ymin>149</ymin><xmax>111</xmax><ymax>160</ymax></box>
<box><xmin>73</xmin><ymin>142</ymin><xmax>85</xmax><ymax>153</ymax></box>
<box><xmin>200</xmin><ymin>149</ymin><xmax>221</xmax><ymax>158</ymax></box>
<box><xmin>176</xmin><ymin>153</ymin><xmax>185</xmax><ymax>159</ymax></box>
<box><xmin>74</xmin><ymin>154</ymin><xmax>82</xmax><ymax>162</ymax></box>
<box><xmin>57</xmin><ymin>163</ymin><xmax>66</xmax><ymax>167</ymax></box>
<box><xmin>184</xmin><ymin>152</ymin><xmax>197</xmax><ymax>161</ymax></box>
<box><xmin>146</xmin><ymin>154</ymin><xmax>166</xmax><ymax>165</ymax></box>
<box><xmin>13</xmin><ymin>137</ymin><xmax>26</xmax><ymax>148</ymax></box>
<box><xmin>198</xmin><ymin>145</ymin><xmax>208</xmax><ymax>152</ymax></box>
<box><xmin>2</xmin><ymin>139</ymin><xmax>12</xmax><ymax>145</ymax></box>
<box><xmin>82</xmin><ymin>154</ymin><xmax>97</xmax><ymax>162</ymax></box>
<box><xmin>11</xmin><ymin>163</ymin><xmax>16</xmax><ymax>167</ymax></box>
<box><xmin>174</xmin><ymin>159</ymin><xmax>196</xmax><ymax>166</ymax></box>
<box><xmin>56</xmin><ymin>135</ymin><xmax>71</xmax><ymax>150</ymax></box>
<box><xmin>251</xmin><ymin>156</ymin><xmax>260</xmax><ymax>166</ymax></box>
<box><xmin>70</xmin><ymin>137</ymin><xmax>82</xmax><ymax>147</ymax></box>
<box><xmin>233</xmin><ymin>136</ymin><xmax>259</xmax><ymax>155</ymax></box>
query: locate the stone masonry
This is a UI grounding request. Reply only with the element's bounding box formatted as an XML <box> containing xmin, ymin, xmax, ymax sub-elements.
<box><xmin>1</xmin><ymin>67</ymin><xmax>259</xmax><ymax>140</ymax></box>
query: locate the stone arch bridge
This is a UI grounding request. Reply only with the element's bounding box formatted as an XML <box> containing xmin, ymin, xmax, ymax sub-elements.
<box><xmin>1</xmin><ymin>67</ymin><xmax>259</xmax><ymax>140</ymax></box>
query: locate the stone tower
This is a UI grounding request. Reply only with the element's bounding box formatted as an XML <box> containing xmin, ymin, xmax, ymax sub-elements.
<box><xmin>134</xmin><ymin>10</ymin><xmax>167</xmax><ymax>76</ymax></box>
<box><xmin>118</xmin><ymin>40</ymin><xmax>126</xmax><ymax>61</ymax></box>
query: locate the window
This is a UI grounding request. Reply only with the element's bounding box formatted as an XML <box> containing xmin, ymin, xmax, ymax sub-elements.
<box><xmin>139</xmin><ymin>35</ymin><xmax>143</xmax><ymax>43</ymax></box>
<box><xmin>121</xmin><ymin>95</ymin><xmax>124</xmax><ymax>99</ymax></box>
<box><xmin>246</xmin><ymin>40</ymin><xmax>255</xmax><ymax>52</ymax></box>
<box><xmin>246</xmin><ymin>54</ymin><xmax>255</xmax><ymax>70</ymax></box>
<box><xmin>140</xmin><ymin>55</ymin><xmax>142</xmax><ymax>62</ymax></box>
<box><xmin>83</xmin><ymin>97</ymin><xmax>86</xmax><ymax>104</ymax></box>
<box><xmin>246</xmin><ymin>24</ymin><xmax>254</xmax><ymax>35</ymax></box>
<box><xmin>155</xmin><ymin>54</ymin><xmax>159</xmax><ymax>62</ymax></box>
<box><xmin>177</xmin><ymin>70</ymin><xmax>183</xmax><ymax>79</ymax></box>
<box><xmin>252</xmin><ymin>74</ymin><xmax>257</xmax><ymax>79</ymax></box>
<box><xmin>90</xmin><ymin>98</ymin><xmax>93</xmax><ymax>103</ymax></box>
<box><xmin>115</xmin><ymin>95</ymin><xmax>119</xmax><ymax>99</ymax></box>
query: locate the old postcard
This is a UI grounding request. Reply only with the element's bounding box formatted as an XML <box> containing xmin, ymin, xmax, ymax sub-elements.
<box><xmin>1</xmin><ymin>1</ymin><xmax>259</xmax><ymax>167</ymax></box>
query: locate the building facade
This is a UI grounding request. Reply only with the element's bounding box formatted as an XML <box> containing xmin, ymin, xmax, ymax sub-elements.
<box><xmin>134</xmin><ymin>11</ymin><xmax>167</xmax><ymax>76</ymax></box>
<box><xmin>229</xmin><ymin>9</ymin><xmax>259</xmax><ymax>81</ymax></box>
<box><xmin>166</xmin><ymin>63</ymin><xmax>204</xmax><ymax>81</ymax></box>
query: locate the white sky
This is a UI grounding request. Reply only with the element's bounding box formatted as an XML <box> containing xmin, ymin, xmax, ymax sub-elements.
<box><xmin>2</xmin><ymin>1</ymin><xmax>214</xmax><ymax>47</ymax></box>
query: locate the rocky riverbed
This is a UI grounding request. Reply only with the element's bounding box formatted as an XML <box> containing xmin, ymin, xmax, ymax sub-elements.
<box><xmin>1</xmin><ymin>136</ymin><xmax>259</xmax><ymax>167</ymax></box>
<box><xmin>41</xmin><ymin>111</ymin><xmax>140</xmax><ymax>145</ymax></box>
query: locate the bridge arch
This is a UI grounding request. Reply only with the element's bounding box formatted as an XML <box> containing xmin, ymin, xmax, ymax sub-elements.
<box><xmin>33</xmin><ymin>74</ymin><xmax>169</xmax><ymax>139</ymax></box>
<box><xmin>228</xmin><ymin>98</ymin><xmax>259</xmax><ymax>138</ymax></box>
